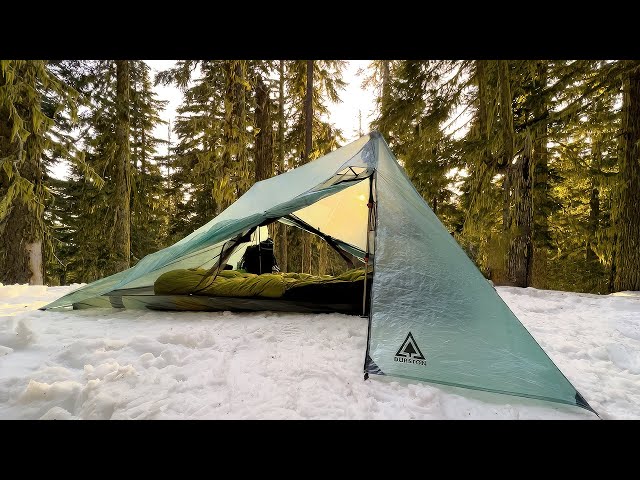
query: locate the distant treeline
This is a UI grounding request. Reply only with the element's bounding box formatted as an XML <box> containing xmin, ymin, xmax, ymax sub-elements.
<box><xmin>1</xmin><ymin>60</ymin><xmax>639</xmax><ymax>294</ymax></box>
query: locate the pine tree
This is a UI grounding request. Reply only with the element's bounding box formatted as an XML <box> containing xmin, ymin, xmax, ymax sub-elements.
<box><xmin>129</xmin><ymin>61</ymin><xmax>169</xmax><ymax>263</ymax></box>
<box><xmin>541</xmin><ymin>60</ymin><xmax>619</xmax><ymax>293</ymax></box>
<box><xmin>222</xmin><ymin>60</ymin><xmax>251</xmax><ymax>208</ymax></box>
<box><xmin>113</xmin><ymin>60</ymin><xmax>132</xmax><ymax>271</ymax></box>
<box><xmin>254</xmin><ymin>74</ymin><xmax>273</xmax><ymax>183</ymax></box>
<box><xmin>0</xmin><ymin>60</ymin><xmax>95</xmax><ymax>284</ymax></box>
<box><xmin>374</xmin><ymin>60</ymin><xmax>468</xmax><ymax>230</ymax></box>
<box><xmin>531</xmin><ymin>60</ymin><xmax>551</xmax><ymax>284</ymax></box>
<box><xmin>614</xmin><ymin>61</ymin><xmax>640</xmax><ymax>291</ymax></box>
<box><xmin>51</xmin><ymin>60</ymin><xmax>167</xmax><ymax>283</ymax></box>
<box><xmin>282</xmin><ymin>60</ymin><xmax>345</xmax><ymax>275</ymax></box>
<box><xmin>157</xmin><ymin>61</ymin><xmax>256</xmax><ymax>239</ymax></box>
<box><xmin>304</xmin><ymin>60</ymin><xmax>313</xmax><ymax>164</ymax></box>
<box><xmin>504</xmin><ymin>61</ymin><xmax>538</xmax><ymax>288</ymax></box>
<box><xmin>276</xmin><ymin>60</ymin><xmax>288</xmax><ymax>272</ymax></box>
<box><xmin>302</xmin><ymin>60</ymin><xmax>314</xmax><ymax>273</ymax></box>
<box><xmin>372</xmin><ymin>59</ymin><xmax>627</xmax><ymax>292</ymax></box>
<box><xmin>157</xmin><ymin>61</ymin><xmax>225</xmax><ymax>238</ymax></box>
<box><xmin>362</xmin><ymin>60</ymin><xmax>394</xmax><ymax>139</ymax></box>
<box><xmin>284</xmin><ymin>60</ymin><xmax>345</xmax><ymax>168</ymax></box>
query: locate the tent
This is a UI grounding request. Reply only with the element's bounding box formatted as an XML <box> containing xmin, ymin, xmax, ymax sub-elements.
<box><xmin>43</xmin><ymin>132</ymin><xmax>595</xmax><ymax>414</ymax></box>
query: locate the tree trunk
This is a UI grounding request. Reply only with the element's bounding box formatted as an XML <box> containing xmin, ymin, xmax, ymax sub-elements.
<box><xmin>220</xmin><ymin>61</ymin><xmax>249</xmax><ymax>211</ymax></box>
<box><xmin>114</xmin><ymin>60</ymin><xmax>131</xmax><ymax>272</ymax></box>
<box><xmin>507</xmin><ymin>132</ymin><xmax>534</xmax><ymax>287</ymax></box>
<box><xmin>233</xmin><ymin>61</ymin><xmax>249</xmax><ymax>198</ymax></box>
<box><xmin>609</xmin><ymin>233</ymin><xmax>617</xmax><ymax>293</ymax></box>
<box><xmin>614</xmin><ymin>64</ymin><xmax>640</xmax><ymax>291</ymax></box>
<box><xmin>307</xmin><ymin>235</ymin><xmax>313</xmax><ymax>275</ymax></box>
<box><xmin>141</xmin><ymin>124</ymin><xmax>146</xmax><ymax>175</ymax></box>
<box><xmin>221</xmin><ymin>61</ymin><xmax>234</xmax><ymax>213</ymax></box>
<box><xmin>382</xmin><ymin>60</ymin><xmax>390</xmax><ymax>101</ymax></box>
<box><xmin>0</xmin><ymin>63</ymin><xmax>44</xmax><ymax>284</ymax></box>
<box><xmin>498</xmin><ymin>60</ymin><xmax>514</xmax><ymax>232</ymax></box>
<box><xmin>0</xmin><ymin>203</ymin><xmax>43</xmax><ymax>284</ymax></box>
<box><xmin>0</xmin><ymin>157</ymin><xmax>43</xmax><ymax>285</ymax></box>
<box><xmin>254</xmin><ymin>76</ymin><xmax>273</xmax><ymax>183</ymax></box>
<box><xmin>587</xmin><ymin>183</ymin><xmax>600</xmax><ymax>263</ymax></box>
<box><xmin>476</xmin><ymin>60</ymin><xmax>491</xmax><ymax>165</ymax></box>
<box><xmin>302</xmin><ymin>60</ymin><xmax>314</xmax><ymax>273</ymax></box>
<box><xmin>301</xmin><ymin>236</ymin><xmax>306</xmax><ymax>274</ymax></box>
<box><xmin>586</xmin><ymin>142</ymin><xmax>601</xmax><ymax>263</ymax></box>
<box><xmin>318</xmin><ymin>241</ymin><xmax>328</xmax><ymax>275</ymax></box>
<box><xmin>277</xmin><ymin>60</ymin><xmax>288</xmax><ymax>272</ymax></box>
<box><xmin>498</xmin><ymin>61</ymin><xmax>514</xmax><ymax>170</ymax></box>
<box><xmin>255</xmin><ymin>74</ymin><xmax>276</xmax><ymax>243</ymax></box>
<box><xmin>278</xmin><ymin>61</ymin><xmax>286</xmax><ymax>176</ymax></box>
<box><xmin>502</xmin><ymin>168</ymin><xmax>512</xmax><ymax>231</ymax></box>
<box><xmin>379</xmin><ymin>60</ymin><xmax>391</xmax><ymax>138</ymax></box>
<box><xmin>304</xmin><ymin>60</ymin><xmax>314</xmax><ymax>163</ymax></box>
<box><xmin>532</xmin><ymin>60</ymin><xmax>549</xmax><ymax>285</ymax></box>
<box><xmin>26</xmin><ymin>241</ymin><xmax>43</xmax><ymax>284</ymax></box>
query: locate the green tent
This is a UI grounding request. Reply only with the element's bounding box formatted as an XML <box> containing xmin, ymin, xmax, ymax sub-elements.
<box><xmin>43</xmin><ymin>132</ymin><xmax>595</xmax><ymax>414</ymax></box>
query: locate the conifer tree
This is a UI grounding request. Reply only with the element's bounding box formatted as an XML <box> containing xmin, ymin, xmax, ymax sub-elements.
<box><xmin>51</xmin><ymin>60</ymin><xmax>167</xmax><ymax>282</ymax></box>
<box><xmin>114</xmin><ymin>60</ymin><xmax>131</xmax><ymax>271</ymax></box>
<box><xmin>372</xmin><ymin>59</ymin><xmax>640</xmax><ymax>293</ymax></box>
<box><xmin>0</xmin><ymin>60</ymin><xmax>97</xmax><ymax>284</ymax></box>
<box><xmin>374</xmin><ymin>60</ymin><xmax>468</xmax><ymax>230</ymax></box>
<box><xmin>276</xmin><ymin>60</ymin><xmax>288</xmax><ymax>272</ymax></box>
<box><xmin>157</xmin><ymin>61</ymin><xmax>256</xmax><ymax>238</ymax></box>
<box><xmin>614</xmin><ymin>61</ymin><xmax>640</xmax><ymax>291</ymax></box>
<box><xmin>283</xmin><ymin>60</ymin><xmax>345</xmax><ymax>274</ymax></box>
<box><xmin>129</xmin><ymin>61</ymin><xmax>169</xmax><ymax>263</ymax></box>
<box><xmin>254</xmin><ymin>72</ymin><xmax>273</xmax><ymax>184</ymax></box>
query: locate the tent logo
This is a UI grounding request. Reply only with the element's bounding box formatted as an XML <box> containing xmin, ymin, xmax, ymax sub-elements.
<box><xmin>394</xmin><ymin>332</ymin><xmax>427</xmax><ymax>366</ymax></box>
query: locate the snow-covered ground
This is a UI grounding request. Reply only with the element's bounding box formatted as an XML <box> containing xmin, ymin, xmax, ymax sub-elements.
<box><xmin>1</xmin><ymin>283</ymin><xmax>639</xmax><ymax>420</ymax></box>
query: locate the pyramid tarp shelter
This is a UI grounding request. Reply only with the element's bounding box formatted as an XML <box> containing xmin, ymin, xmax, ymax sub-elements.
<box><xmin>44</xmin><ymin>132</ymin><xmax>595</xmax><ymax>413</ymax></box>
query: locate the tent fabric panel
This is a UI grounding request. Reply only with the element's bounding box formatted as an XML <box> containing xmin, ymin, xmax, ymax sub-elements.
<box><xmin>104</xmin><ymin>225</ymin><xmax>270</xmax><ymax>293</ymax></box>
<box><xmin>291</xmin><ymin>178</ymin><xmax>370</xmax><ymax>252</ymax></box>
<box><xmin>42</xmin><ymin>269</ymin><xmax>131</xmax><ymax>311</ymax></box>
<box><xmin>115</xmin><ymin>242</ymin><xmax>226</xmax><ymax>291</ymax></box>
<box><xmin>43</xmin><ymin>136</ymin><xmax>374</xmax><ymax>310</ymax></box>
<box><xmin>365</xmin><ymin>134</ymin><xmax>585</xmax><ymax>409</ymax></box>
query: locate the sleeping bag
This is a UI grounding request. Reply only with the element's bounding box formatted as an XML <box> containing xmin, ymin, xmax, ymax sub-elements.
<box><xmin>154</xmin><ymin>268</ymin><xmax>369</xmax><ymax>300</ymax></box>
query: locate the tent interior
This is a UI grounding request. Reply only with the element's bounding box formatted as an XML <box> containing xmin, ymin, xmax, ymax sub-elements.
<box><xmin>67</xmin><ymin>170</ymin><xmax>376</xmax><ymax>315</ymax></box>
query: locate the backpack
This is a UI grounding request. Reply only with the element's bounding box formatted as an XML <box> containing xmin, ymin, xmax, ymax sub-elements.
<box><xmin>239</xmin><ymin>238</ymin><xmax>279</xmax><ymax>274</ymax></box>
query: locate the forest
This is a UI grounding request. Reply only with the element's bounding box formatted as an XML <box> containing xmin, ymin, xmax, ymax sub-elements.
<box><xmin>1</xmin><ymin>60</ymin><xmax>639</xmax><ymax>294</ymax></box>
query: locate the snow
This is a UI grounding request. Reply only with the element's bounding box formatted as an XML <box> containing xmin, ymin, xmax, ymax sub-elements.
<box><xmin>1</xmin><ymin>282</ymin><xmax>639</xmax><ymax>420</ymax></box>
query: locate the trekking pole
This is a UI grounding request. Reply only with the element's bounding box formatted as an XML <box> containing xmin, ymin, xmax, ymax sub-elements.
<box><xmin>258</xmin><ymin>226</ymin><xmax>262</xmax><ymax>274</ymax></box>
<box><xmin>362</xmin><ymin>175</ymin><xmax>374</xmax><ymax>317</ymax></box>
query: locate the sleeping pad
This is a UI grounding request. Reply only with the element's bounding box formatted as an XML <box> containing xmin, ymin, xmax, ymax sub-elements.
<box><xmin>154</xmin><ymin>268</ymin><xmax>368</xmax><ymax>300</ymax></box>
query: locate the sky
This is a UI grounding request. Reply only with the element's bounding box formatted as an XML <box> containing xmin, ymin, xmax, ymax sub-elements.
<box><xmin>145</xmin><ymin>60</ymin><xmax>377</xmax><ymax>159</ymax></box>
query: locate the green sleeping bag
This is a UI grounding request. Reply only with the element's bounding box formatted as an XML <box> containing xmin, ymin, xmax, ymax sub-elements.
<box><xmin>154</xmin><ymin>268</ymin><xmax>367</xmax><ymax>299</ymax></box>
<box><xmin>154</xmin><ymin>269</ymin><xmax>288</xmax><ymax>298</ymax></box>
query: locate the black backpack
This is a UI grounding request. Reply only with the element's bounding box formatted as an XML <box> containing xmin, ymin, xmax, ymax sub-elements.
<box><xmin>239</xmin><ymin>238</ymin><xmax>279</xmax><ymax>274</ymax></box>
